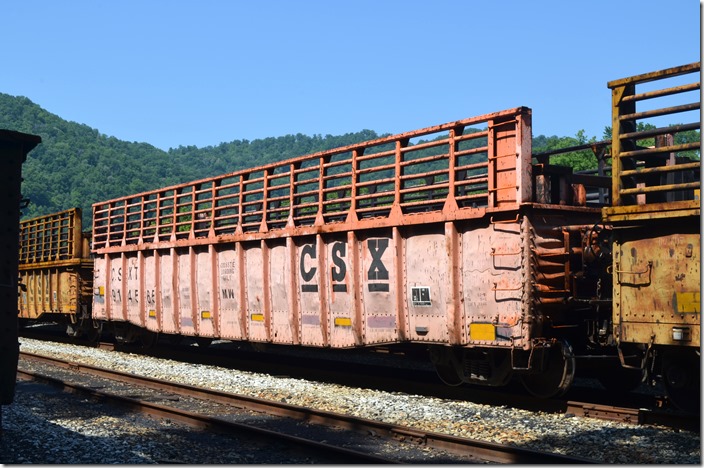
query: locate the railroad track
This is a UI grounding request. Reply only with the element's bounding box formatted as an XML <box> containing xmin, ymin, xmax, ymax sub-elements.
<box><xmin>17</xmin><ymin>351</ymin><xmax>596</xmax><ymax>464</ymax></box>
<box><xmin>104</xmin><ymin>338</ymin><xmax>701</xmax><ymax>432</ymax></box>
<box><xmin>19</xmin><ymin>326</ymin><xmax>699</xmax><ymax>433</ymax></box>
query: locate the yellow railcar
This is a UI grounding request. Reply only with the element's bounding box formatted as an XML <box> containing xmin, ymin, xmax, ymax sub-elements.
<box><xmin>18</xmin><ymin>208</ymin><xmax>96</xmax><ymax>339</ymax></box>
<box><xmin>603</xmin><ymin>62</ymin><xmax>701</xmax><ymax>412</ymax></box>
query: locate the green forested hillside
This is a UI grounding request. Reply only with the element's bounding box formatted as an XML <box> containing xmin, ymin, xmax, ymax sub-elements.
<box><xmin>0</xmin><ymin>93</ymin><xmax>381</xmax><ymax>226</ymax></box>
<box><xmin>2</xmin><ymin>93</ymin><xmax>697</xmax><ymax>229</ymax></box>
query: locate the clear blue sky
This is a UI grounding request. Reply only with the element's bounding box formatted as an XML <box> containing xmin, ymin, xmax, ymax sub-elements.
<box><xmin>3</xmin><ymin>0</ymin><xmax>701</xmax><ymax>151</ymax></box>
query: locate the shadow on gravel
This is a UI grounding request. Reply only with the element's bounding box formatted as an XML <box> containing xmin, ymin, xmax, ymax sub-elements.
<box><xmin>0</xmin><ymin>381</ymin><xmax>329</xmax><ymax>464</ymax></box>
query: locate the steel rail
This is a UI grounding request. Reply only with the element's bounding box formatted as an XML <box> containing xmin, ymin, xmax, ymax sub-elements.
<box><xmin>21</xmin><ymin>332</ymin><xmax>699</xmax><ymax>431</ymax></box>
<box><xmin>15</xmin><ymin>365</ymin><xmax>398</xmax><ymax>464</ymax></box>
<box><xmin>18</xmin><ymin>351</ymin><xmax>595</xmax><ymax>464</ymax></box>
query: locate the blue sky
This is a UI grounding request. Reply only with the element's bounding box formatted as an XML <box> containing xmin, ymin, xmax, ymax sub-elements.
<box><xmin>3</xmin><ymin>0</ymin><xmax>700</xmax><ymax>151</ymax></box>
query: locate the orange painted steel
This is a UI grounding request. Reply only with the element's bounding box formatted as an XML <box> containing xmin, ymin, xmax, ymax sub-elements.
<box><xmin>90</xmin><ymin>106</ymin><xmax>608</xmax><ymax>361</ymax></box>
<box><xmin>91</xmin><ymin>107</ymin><xmax>533</xmax><ymax>251</ymax></box>
<box><xmin>605</xmin><ymin>61</ymin><xmax>700</xmax><ymax>218</ymax></box>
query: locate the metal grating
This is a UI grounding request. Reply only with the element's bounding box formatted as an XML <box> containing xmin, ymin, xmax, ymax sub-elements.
<box><xmin>92</xmin><ymin>107</ymin><xmax>533</xmax><ymax>251</ymax></box>
<box><xmin>607</xmin><ymin>62</ymin><xmax>701</xmax><ymax>213</ymax></box>
<box><xmin>19</xmin><ymin>208</ymin><xmax>83</xmax><ymax>264</ymax></box>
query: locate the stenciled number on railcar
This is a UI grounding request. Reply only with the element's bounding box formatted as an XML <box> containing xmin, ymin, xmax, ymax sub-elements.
<box><xmin>145</xmin><ymin>289</ymin><xmax>156</xmax><ymax>306</ymax></box>
<box><xmin>127</xmin><ymin>289</ymin><xmax>139</xmax><ymax>304</ymax></box>
<box><xmin>299</xmin><ymin>239</ymin><xmax>389</xmax><ymax>293</ymax></box>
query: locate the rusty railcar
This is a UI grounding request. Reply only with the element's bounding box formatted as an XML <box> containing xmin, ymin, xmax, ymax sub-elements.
<box><xmin>91</xmin><ymin>107</ymin><xmax>614</xmax><ymax>398</ymax></box>
<box><xmin>18</xmin><ymin>208</ymin><xmax>96</xmax><ymax>339</ymax></box>
<box><xmin>0</xmin><ymin>130</ymin><xmax>40</xmax><ymax>406</ymax></box>
<box><xmin>603</xmin><ymin>62</ymin><xmax>701</xmax><ymax>412</ymax></box>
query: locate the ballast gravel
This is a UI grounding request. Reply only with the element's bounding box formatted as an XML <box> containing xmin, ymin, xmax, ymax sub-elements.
<box><xmin>2</xmin><ymin>338</ymin><xmax>701</xmax><ymax>464</ymax></box>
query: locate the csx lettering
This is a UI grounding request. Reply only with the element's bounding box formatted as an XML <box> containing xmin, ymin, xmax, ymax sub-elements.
<box><xmin>300</xmin><ymin>243</ymin><xmax>318</xmax><ymax>292</ymax></box>
<box><xmin>111</xmin><ymin>267</ymin><xmax>122</xmax><ymax>282</ymax></box>
<box><xmin>367</xmin><ymin>239</ymin><xmax>389</xmax><ymax>281</ymax></box>
<box><xmin>331</xmin><ymin>242</ymin><xmax>348</xmax><ymax>292</ymax></box>
<box><xmin>298</xmin><ymin>239</ymin><xmax>389</xmax><ymax>293</ymax></box>
<box><xmin>300</xmin><ymin>244</ymin><xmax>317</xmax><ymax>282</ymax></box>
<box><xmin>331</xmin><ymin>242</ymin><xmax>346</xmax><ymax>282</ymax></box>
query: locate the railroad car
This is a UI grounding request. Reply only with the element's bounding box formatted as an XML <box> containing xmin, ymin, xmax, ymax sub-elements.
<box><xmin>17</xmin><ymin>63</ymin><xmax>699</xmax><ymax>407</ymax></box>
<box><xmin>603</xmin><ymin>62</ymin><xmax>700</xmax><ymax>412</ymax></box>
<box><xmin>89</xmin><ymin>106</ymin><xmax>615</xmax><ymax>399</ymax></box>
<box><xmin>17</xmin><ymin>208</ymin><xmax>96</xmax><ymax>340</ymax></box>
<box><xmin>0</xmin><ymin>130</ymin><xmax>41</xmax><ymax>406</ymax></box>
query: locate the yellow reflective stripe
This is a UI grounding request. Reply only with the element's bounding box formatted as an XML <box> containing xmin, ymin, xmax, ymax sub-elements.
<box><xmin>470</xmin><ymin>323</ymin><xmax>496</xmax><ymax>341</ymax></box>
<box><xmin>334</xmin><ymin>317</ymin><xmax>352</xmax><ymax>327</ymax></box>
<box><xmin>675</xmin><ymin>292</ymin><xmax>700</xmax><ymax>313</ymax></box>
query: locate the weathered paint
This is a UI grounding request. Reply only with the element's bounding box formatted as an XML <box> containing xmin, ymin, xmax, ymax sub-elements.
<box><xmin>613</xmin><ymin>229</ymin><xmax>701</xmax><ymax>347</ymax></box>
<box><xmin>90</xmin><ymin>205</ymin><xmax>598</xmax><ymax>349</ymax></box>
<box><xmin>91</xmin><ymin>108</ymin><xmax>605</xmax><ymax>349</ymax></box>
<box><xmin>18</xmin><ymin>208</ymin><xmax>93</xmax><ymax>320</ymax></box>
<box><xmin>605</xmin><ymin>62</ymin><xmax>701</xmax><ymax>352</ymax></box>
<box><xmin>606</xmin><ymin>61</ymin><xmax>700</xmax><ymax>216</ymax></box>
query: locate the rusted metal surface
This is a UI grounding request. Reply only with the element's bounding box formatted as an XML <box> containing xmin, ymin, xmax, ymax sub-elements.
<box><xmin>605</xmin><ymin>61</ymin><xmax>701</xmax><ymax>217</ymax></box>
<box><xmin>17</xmin><ymin>208</ymin><xmax>94</xmax><ymax>320</ymax></box>
<box><xmin>0</xmin><ymin>130</ymin><xmax>40</xmax><ymax>405</ymax></box>
<box><xmin>605</xmin><ymin>63</ymin><xmax>701</xmax><ymax>349</ymax></box>
<box><xmin>92</xmin><ymin>218</ymin><xmax>535</xmax><ymax>347</ymax></box>
<box><xmin>612</xmin><ymin>226</ymin><xmax>700</xmax><ymax>347</ymax></box>
<box><xmin>604</xmin><ymin>63</ymin><xmax>700</xmax><ymax>412</ymax></box>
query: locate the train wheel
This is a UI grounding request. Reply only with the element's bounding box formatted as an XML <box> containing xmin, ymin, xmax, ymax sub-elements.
<box><xmin>662</xmin><ymin>350</ymin><xmax>700</xmax><ymax>413</ymax></box>
<box><xmin>520</xmin><ymin>341</ymin><xmax>575</xmax><ymax>398</ymax></box>
<box><xmin>434</xmin><ymin>363</ymin><xmax>464</xmax><ymax>386</ymax></box>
